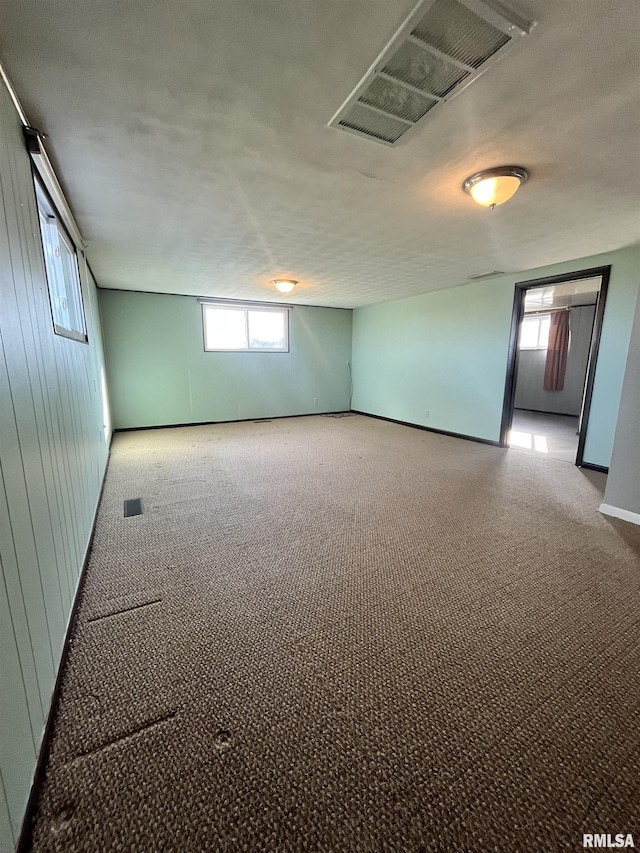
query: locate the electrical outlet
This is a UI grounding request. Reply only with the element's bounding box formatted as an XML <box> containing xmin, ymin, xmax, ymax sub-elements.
<box><xmin>425</xmin><ymin>410</ymin><xmax>430</xmax><ymax>419</ymax></box>
<box><xmin>313</xmin><ymin>397</ymin><xmax>319</xmax><ymax>405</ymax></box>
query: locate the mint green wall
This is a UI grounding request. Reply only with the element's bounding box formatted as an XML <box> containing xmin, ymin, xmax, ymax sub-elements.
<box><xmin>584</xmin><ymin>248</ymin><xmax>640</xmax><ymax>466</ymax></box>
<box><xmin>603</xmin><ymin>285</ymin><xmax>640</xmax><ymax>517</ymax></box>
<box><xmin>352</xmin><ymin>277</ymin><xmax>511</xmax><ymax>442</ymax></box>
<box><xmin>352</xmin><ymin>246</ymin><xmax>640</xmax><ymax>468</ymax></box>
<box><xmin>100</xmin><ymin>290</ymin><xmax>352</xmax><ymax>429</ymax></box>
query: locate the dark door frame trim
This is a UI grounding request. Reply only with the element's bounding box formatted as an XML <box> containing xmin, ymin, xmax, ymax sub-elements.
<box><xmin>499</xmin><ymin>265</ymin><xmax>611</xmax><ymax>468</ymax></box>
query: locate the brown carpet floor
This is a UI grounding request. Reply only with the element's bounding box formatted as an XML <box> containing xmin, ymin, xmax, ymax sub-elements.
<box><xmin>27</xmin><ymin>414</ymin><xmax>640</xmax><ymax>852</ymax></box>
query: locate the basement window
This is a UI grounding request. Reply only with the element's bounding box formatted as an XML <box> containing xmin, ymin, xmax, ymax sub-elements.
<box><xmin>519</xmin><ymin>314</ymin><xmax>550</xmax><ymax>350</ymax></box>
<box><xmin>35</xmin><ymin>179</ymin><xmax>87</xmax><ymax>343</ymax></box>
<box><xmin>202</xmin><ymin>304</ymin><xmax>289</xmax><ymax>352</ymax></box>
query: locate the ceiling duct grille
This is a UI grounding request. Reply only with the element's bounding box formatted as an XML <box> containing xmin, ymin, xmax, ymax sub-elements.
<box><xmin>468</xmin><ymin>270</ymin><xmax>505</xmax><ymax>280</ymax></box>
<box><xmin>329</xmin><ymin>0</ymin><xmax>532</xmax><ymax>146</ymax></box>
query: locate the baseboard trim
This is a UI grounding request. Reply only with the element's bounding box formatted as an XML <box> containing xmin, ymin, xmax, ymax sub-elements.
<box><xmin>351</xmin><ymin>410</ymin><xmax>501</xmax><ymax>447</ymax></box>
<box><xmin>581</xmin><ymin>462</ymin><xmax>609</xmax><ymax>474</ymax></box>
<box><xmin>514</xmin><ymin>407</ymin><xmax>580</xmax><ymax>418</ymax></box>
<box><xmin>16</xmin><ymin>441</ymin><xmax>112</xmax><ymax>853</ymax></box>
<box><xmin>599</xmin><ymin>503</ymin><xmax>640</xmax><ymax>526</ymax></box>
<box><xmin>114</xmin><ymin>411</ymin><xmax>351</xmax><ymax>432</ymax></box>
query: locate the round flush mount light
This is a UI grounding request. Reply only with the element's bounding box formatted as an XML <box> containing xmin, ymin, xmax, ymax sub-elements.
<box><xmin>463</xmin><ymin>166</ymin><xmax>529</xmax><ymax>209</ymax></box>
<box><xmin>272</xmin><ymin>279</ymin><xmax>297</xmax><ymax>294</ymax></box>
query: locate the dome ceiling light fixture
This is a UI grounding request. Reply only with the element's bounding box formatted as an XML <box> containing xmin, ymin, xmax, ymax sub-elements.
<box><xmin>272</xmin><ymin>279</ymin><xmax>297</xmax><ymax>294</ymax></box>
<box><xmin>463</xmin><ymin>166</ymin><xmax>529</xmax><ymax>209</ymax></box>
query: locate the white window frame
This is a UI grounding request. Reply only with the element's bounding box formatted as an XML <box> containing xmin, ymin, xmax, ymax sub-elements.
<box><xmin>202</xmin><ymin>302</ymin><xmax>290</xmax><ymax>353</ymax></box>
<box><xmin>35</xmin><ymin>177</ymin><xmax>88</xmax><ymax>343</ymax></box>
<box><xmin>519</xmin><ymin>313</ymin><xmax>550</xmax><ymax>350</ymax></box>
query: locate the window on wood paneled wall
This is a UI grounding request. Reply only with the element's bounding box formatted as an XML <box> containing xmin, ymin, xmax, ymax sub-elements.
<box><xmin>35</xmin><ymin>178</ymin><xmax>87</xmax><ymax>343</ymax></box>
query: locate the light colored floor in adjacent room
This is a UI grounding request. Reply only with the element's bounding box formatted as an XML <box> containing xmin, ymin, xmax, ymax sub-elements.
<box><xmin>27</xmin><ymin>414</ymin><xmax>640</xmax><ymax>852</ymax></box>
<box><xmin>510</xmin><ymin>408</ymin><xmax>580</xmax><ymax>463</ymax></box>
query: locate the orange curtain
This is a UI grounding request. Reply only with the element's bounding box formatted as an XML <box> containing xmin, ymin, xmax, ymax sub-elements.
<box><xmin>544</xmin><ymin>310</ymin><xmax>570</xmax><ymax>391</ymax></box>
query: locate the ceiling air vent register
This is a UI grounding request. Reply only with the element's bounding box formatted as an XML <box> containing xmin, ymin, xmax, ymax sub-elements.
<box><xmin>468</xmin><ymin>270</ymin><xmax>505</xmax><ymax>280</ymax></box>
<box><xmin>330</xmin><ymin>0</ymin><xmax>532</xmax><ymax>145</ymax></box>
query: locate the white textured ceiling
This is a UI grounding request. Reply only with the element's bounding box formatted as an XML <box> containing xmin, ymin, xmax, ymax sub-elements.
<box><xmin>1</xmin><ymin>0</ymin><xmax>639</xmax><ymax>308</ymax></box>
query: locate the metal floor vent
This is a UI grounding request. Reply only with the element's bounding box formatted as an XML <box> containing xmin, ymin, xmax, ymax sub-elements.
<box><xmin>329</xmin><ymin>0</ymin><xmax>532</xmax><ymax>145</ymax></box>
<box><xmin>124</xmin><ymin>498</ymin><xmax>143</xmax><ymax>517</ymax></box>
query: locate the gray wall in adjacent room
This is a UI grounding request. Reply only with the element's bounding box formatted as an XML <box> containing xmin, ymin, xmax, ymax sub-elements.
<box><xmin>514</xmin><ymin>305</ymin><xmax>596</xmax><ymax>416</ymax></box>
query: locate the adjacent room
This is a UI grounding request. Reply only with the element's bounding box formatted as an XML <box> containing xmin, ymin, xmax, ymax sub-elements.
<box><xmin>1</xmin><ymin>1</ymin><xmax>639</xmax><ymax>851</ymax></box>
<box><xmin>508</xmin><ymin>275</ymin><xmax>604</xmax><ymax>464</ymax></box>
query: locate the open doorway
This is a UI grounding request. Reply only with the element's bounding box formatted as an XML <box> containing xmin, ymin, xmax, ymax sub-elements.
<box><xmin>500</xmin><ymin>266</ymin><xmax>610</xmax><ymax>468</ymax></box>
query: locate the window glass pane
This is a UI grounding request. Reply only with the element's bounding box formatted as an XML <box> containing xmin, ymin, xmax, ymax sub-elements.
<box><xmin>39</xmin><ymin>211</ymin><xmax>67</xmax><ymax>321</ymax></box>
<box><xmin>36</xmin><ymin>181</ymin><xmax>86</xmax><ymax>341</ymax></box>
<box><xmin>538</xmin><ymin>314</ymin><xmax>551</xmax><ymax>349</ymax></box>
<box><xmin>248</xmin><ymin>310</ymin><xmax>286</xmax><ymax>349</ymax></box>
<box><xmin>205</xmin><ymin>307</ymin><xmax>247</xmax><ymax>349</ymax></box>
<box><xmin>519</xmin><ymin>316</ymin><xmax>540</xmax><ymax>349</ymax></box>
<box><xmin>58</xmin><ymin>231</ymin><xmax>85</xmax><ymax>335</ymax></box>
<box><xmin>520</xmin><ymin>314</ymin><xmax>552</xmax><ymax>349</ymax></box>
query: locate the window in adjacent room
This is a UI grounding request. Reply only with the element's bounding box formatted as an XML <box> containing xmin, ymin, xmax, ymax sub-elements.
<box><xmin>202</xmin><ymin>303</ymin><xmax>289</xmax><ymax>352</ymax></box>
<box><xmin>35</xmin><ymin>179</ymin><xmax>87</xmax><ymax>342</ymax></box>
<box><xmin>519</xmin><ymin>313</ymin><xmax>550</xmax><ymax>350</ymax></box>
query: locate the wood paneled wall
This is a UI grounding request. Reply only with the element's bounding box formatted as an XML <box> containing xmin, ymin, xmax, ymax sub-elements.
<box><xmin>0</xmin><ymin>77</ymin><xmax>111</xmax><ymax>847</ymax></box>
